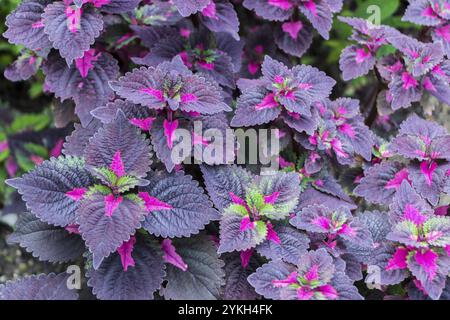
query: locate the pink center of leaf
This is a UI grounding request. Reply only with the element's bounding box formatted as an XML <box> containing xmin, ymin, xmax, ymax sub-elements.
<box><xmin>140</xmin><ymin>87</ymin><xmax>164</xmax><ymax>102</ymax></box>
<box><xmin>272</xmin><ymin>271</ymin><xmax>299</xmax><ymax>287</ymax></box>
<box><xmin>268</xmin><ymin>0</ymin><xmax>293</xmax><ymax>10</ymax></box>
<box><xmin>110</xmin><ymin>150</ymin><xmax>125</xmax><ymax>177</ymax></box>
<box><xmin>415</xmin><ymin>249</ymin><xmax>438</xmax><ymax>280</ymax></box>
<box><xmin>129</xmin><ymin>117</ymin><xmax>156</xmax><ymax>131</ymax></box>
<box><xmin>161</xmin><ymin>239</ymin><xmax>188</xmax><ymax>271</ymax></box>
<box><xmin>264</xmin><ymin>191</ymin><xmax>280</xmax><ymax>204</ymax></box>
<box><xmin>138</xmin><ymin>192</ymin><xmax>173</xmax><ymax>212</ymax></box>
<box><xmin>31</xmin><ymin>19</ymin><xmax>45</xmax><ymax>29</ymax></box>
<box><xmin>403</xmin><ymin>204</ymin><xmax>428</xmax><ymax>225</ymax></box>
<box><xmin>66</xmin><ymin>187</ymin><xmax>87</xmax><ymax>201</ymax></box>
<box><xmin>255</xmin><ymin>93</ymin><xmax>278</xmax><ymax>110</ymax></box>
<box><xmin>266</xmin><ymin>222</ymin><xmax>281</xmax><ymax>244</ymax></box>
<box><xmin>117</xmin><ymin>236</ymin><xmax>136</xmax><ymax>272</ymax></box>
<box><xmin>385</xmin><ymin>168</ymin><xmax>410</xmax><ymax>190</ymax></box>
<box><xmin>420</xmin><ymin>160</ymin><xmax>437</xmax><ymax>186</ymax></box>
<box><xmin>386</xmin><ymin>247</ymin><xmax>409</xmax><ymax>271</ymax></box>
<box><xmin>104</xmin><ymin>194</ymin><xmax>123</xmax><ymax>217</ymax></box>
<box><xmin>75</xmin><ymin>49</ymin><xmax>100</xmax><ymax>78</ymax></box>
<box><xmin>240</xmin><ymin>249</ymin><xmax>253</xmax><ymax>268</ymax></box>
<box><xmin>338</xmin><ymin>123</ymin><xmax>355</xmax><ymax>138</ymax></box>
<box><xmin>65</xmin><ymin>6</ymin><xmax>82</xmax><ymax>33</ymax></box>
<box><xmin>401</xmin><ymin>72</ymin><xmax>418</xmax><ymax>90</ymax></box>
<box><xmin>163</xmin><ymin>119</ymin><xmax>179</xmax><ymax>150</ymax></box>
<box><xmin>303</xmin><ymin>0</ymin><xmax>318</xmax><ymax>17</ymax></box>
<box><xmin>282</xmin><ymin>21</ymin><xmax>303</xmax><ymax>40</ymax></box>
<box><xmin>240</xmin><ymin>216</ymin><xmax>256</xmax><ymax>232</ymax></box>
<box><xmin>355</xmin><ymin>47</ymin><xmax>371</xmax><ymax>64</ymax></box>
<box><xmin>180</xmin><ymin>93</ymin><xmax>198</xmax><ymax>103</ymax></box>
<box><xmin>201</xmin><ymin>1</ymin><xmax>218</xmax><ymax>19</ymax></box>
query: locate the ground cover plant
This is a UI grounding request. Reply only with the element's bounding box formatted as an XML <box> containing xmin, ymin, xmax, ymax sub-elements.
<box><xmin>0</xmin><ymin>0</ymin><xmax>450</xmax><ymax>300</ymax></box>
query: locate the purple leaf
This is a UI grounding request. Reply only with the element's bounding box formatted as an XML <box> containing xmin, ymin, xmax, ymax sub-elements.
<box><xmin>231</xmin><ymin>87</ymin><xmax>281</xmax><ymax>127</ymax></box>
<box><xmin>0</xmin><ymin>273</ymin><xmax>78</xmax><ymax>300</ymax></box>
<box><xmin>403</xmin><ymin>0</ymin><xmax>443</xmax><ymax>26</ymax></box>
<box><xmin>389</xmin><ymin>181</ymin><xmax>433</xmax><ymax>225</ymax></box>
<box><xmin>43</xmin><ymin>51</ymin><xmax>119</xmax><ymax>126</ymax></box>
<box><xmin>3</xmin><ymin>0</ymin><xmax>52</xmax><ymax>56</ymax></box>
<box><xmin>201</xmin><ymin>165</ymin><xmax>253</xmax><ymax>211</ymax></box>
<box><xmin>161</xmin><ymin>235</ymin><xmax>225</xmax><ymax>300</ymax></box>
<box><xmin>4</xmin><ymin>55</ymin><xmax>40</xmax><ymax>82</ymax></box>
<box><xmin>63</xmin><ymin>120</ymin><xmax>101</xmax><ymax>157</ymax></box>
<box><xmin>247</xmin><ymin>260</ymin><xmax>295</xmax><ymax>300</ymax></box>
<box><xmin>85</xmin><ymin>110</ymin><xmax>152</xmax><ymax>178</ymax></box>
<box><xmin>150</xmin><ymin>117</ymin><xmax>190</xmax><ymax>172</ymax></box>
<box><xmin>140</xmin><ymin>170</ymin><xmax>220</xmax><ymax>238</ymax></box>
<box><xmin>43</xmin><ymin>2</ymin><xmax>103</xmax><ymax>65</ymax></box>
<box><xmin>255</xmin><ymin>171</ymin><xmax>301</xmax><ymax>220</ymax></box>
<box><xmin>87</xmin><ymin>236</ymin><xmax>165</xmax><ymax>300</ymax></box>
<box><xmin>223</xmin><ymin>253</ymin><xmax>260</xmax><ymax>300</ymax></box>
<box><xmin>299</xmin><ymin>0</ymin><xmax>334</xmax><ymax>39</ymax></box>
<box><xmin>339</xmin><ymin>45</ymin><xmax>376</xmax><ymax>81</ymax></box>
<box><xmin>354</xmin><ymin>161</ymin><xmax>408</xmax><ymax>205</ymax></box>
<box><xmin>218</xmin><ymin>214</ymin><xmax>267</xmax><ymax>253</ymax></box>
<box><xmin>407</xmin><ymin>250</ymin><xmax>450</xmax><ymax>300</ymax></box>
<box><xmin>243</xmin><ymin>0</ymin><xmax>293</xmax><ymax>21</ymax></box>
<box><xmin>368</xmin><ymin>244</ymin><xmax>409</xmax><ymax>285</ymax></box>
<box><xmin>256</xmin><ymin>225</ymin><xmax>310</xmax><ymax>264</ymax></box>
<box><xmin>409</xmin><ymin>162</ymin><xmax>446</xmax><ymax>206</ymax></box>
<box><xmin>173</xmin><ymin>0</ymin><xmax>210</xmax><ymax>17</ymax></box>
<box><xmin>8</xmin><ymin>212</ymin><xmax>85</xmax><ymax>263</ymax></box>
<box><xmin>200</xmin><ymin>0</ymin><xmax>240</xmax><ymax>40</ymax></box>
<box><xmin>275</xmin><ymin>21</ymin><xmax>314</xmax><ymax>58</ymax></box>
<box><xmin>77</xmin><ymin>193</ymin><xmax>147</xmax><ymax>269</ymax></box>
<box><xmin>6</xmin><ymin>156</ymin><xmax>94</xmax><ymax>227</ymax></box>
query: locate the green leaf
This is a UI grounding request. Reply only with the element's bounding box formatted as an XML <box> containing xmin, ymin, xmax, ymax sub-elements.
<box><xmin>354</xmin><ymin>0</ymin><xmax>400</xmax><ymax>22</ymax></box>
<box><xmin>23</xmin><ymin>143</ymin><xmax>48</xmax><ymax>158</ymax></box>
<box><xmin>9</xmin><ymin>113</ymin><xmax>51</xmax><ymax>133</ymax></box>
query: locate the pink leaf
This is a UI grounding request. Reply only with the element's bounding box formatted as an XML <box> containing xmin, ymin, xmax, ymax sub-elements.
<box><xmin>161</xmin><ymin>239</ymin><xmax>188</xmax><ymax>271</ymax></box>
<box><xmin>138</xmin><ymin>192</ymin><xmax>173</xmax><ymax>212</ymax></box>
<box><xmin>50</xmin><ymin>138</ymin><xmax>64</xmax><ymax>158</ymax></box>
<box><xmin>104</xmin><ymin>194</ymin><xmax>123</xmax><ymax>217</ymax></box>
<box><xmin>420</xmin><ymin>161</ymin><xmax>437</xmax><ymax>186</ymax></box>
<box><xmin>129</xmin><ymin>117</ymin><xmax>156</xmax><ymax>131</ymax></box>
<box><xmin>240</xmin><ymin>249</ymin><xmax>253</xmax><ymax>268</ymax></box>
<box><xmin>386</xmin><ymin>247</ymin><xmax>409</xmax><ymax>271</ymax></box>
<box><xmin>255</xmin><ymin>93</ymin><xmax>278</xmax><ymax>110</ymax></box>
<box><xmin>264</xmin><ymin>191</ymin><xmax>280</xmax><ymax>204</ymax></box>
<box><xmin>266</xmin><ymin>222</ymin><xmax>281</xmax><ymax>244</ymax></box>
<box><xmin>66</xmin><ymin>187</ymin><xmax>87</xmax><ymax>201</ymax></box>
<box><xmin>240</xmin><ymin>216</ymin><xmax>255</xmax><ymax>232</ymax></box>
<box><xmin>75</xmin><ymin>49</ymin><xmax>100</xmax><ymax>78</ymax></box>
<box><xmin>403</xmin><ymin>204</ymin><xmax>428</xmax><ymax>225</ymax></box>
<box><xmin>282</xmin><ymin>21</ymin><xmax>303</xmax><ymax>40</ymax></box>
<box><xmin>163</xmin><ymin>119</ymin><xmax>179</xmax><ymax>150</ymax></box>
<box><xmin>385</xmin><ymin>168</ymin><xmax>410</xmax><ymax>190</ymax></box>
<box><xmin>110</xmin><ymin>150</ymin><xmax>125</xmax><ymax>177</ymax></box>
<box><xmin>117</xmin><ymin>236</ymin><xmax>136</xmax><ymax>272</ymax></box>
<box><xmin>415</xmin><ymin>249</ymin><xmax>438</xmax><ymax>280</ymax></box>
<box><xmin>272</xmin><ymin>271</ymin><xmax>298</xmax><ymax>287</ymax></box>
<box><xmin>65</xmin><ymin>224</ymin><xmax>80</xmax><ymax>234</ymax></box>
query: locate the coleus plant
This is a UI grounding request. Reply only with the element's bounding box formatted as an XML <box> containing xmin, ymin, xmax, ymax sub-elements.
<box><xmin>339</xmin><ymin>15</ymin><xmax>450</xmax><ymax>112</ymax></box>
<box><xmin>2</xmin><ymin>0</ymin><xmax>450</xmax><ymax>301</ymax></box>
<box><xmin>243</xmin><ymin>0</ymin><xmax>343</xmax><ymax>57</ymax></box>
<box><xmin>355</xmin><ymin>114</ymin><xmax>450</xmax><ymax>206</ymax></box>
